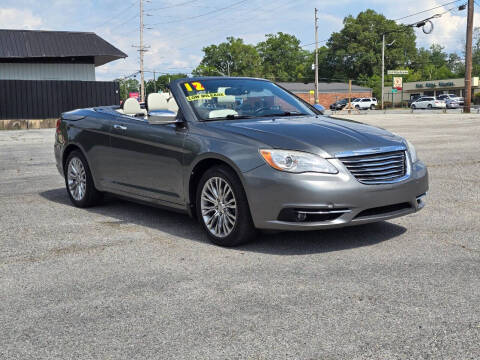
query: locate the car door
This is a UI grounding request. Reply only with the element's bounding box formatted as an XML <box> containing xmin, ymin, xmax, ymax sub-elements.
<box><xmin>361</xmin><ymin>98</ymin><xmax>370</xmax><ymax>109</ymax></box>
<box><xmin>105</xmin><ymin>114</ymin><xmax>187</xmax><ymax>205</ymax></box>
<box><xmin>416</xmin><ymin>97</ymin><xmax>426</xmax><ymax>108</ymax></box>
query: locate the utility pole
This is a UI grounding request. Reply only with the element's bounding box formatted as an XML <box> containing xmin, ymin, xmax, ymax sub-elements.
<box><xmin>153</xmin><ymin>70</ymin><xmax>156</xmax><ymax>93</ymax></box>
<box><xmin>348</xmin><ymin>79</ymin><xmax>352</xmax><ymax>114</ymax></box>
<box><xmin>139</xmin><ymin>0</ymin><xmax>145</xmax><ymax>102</ymax></box>
<box><xmin>314</xmin><ymin>8</ymin><xmax>319</xmax><ymax>104</ymax></box>
<box><xmin>381</xmin><ymin>33</ymin><xmax>385</xmax><ymax>110</ymax></box>
<box><xmin>464</xmin><ymin>0</ymin><xmax>474</xmax><ymax>113</ymax></box>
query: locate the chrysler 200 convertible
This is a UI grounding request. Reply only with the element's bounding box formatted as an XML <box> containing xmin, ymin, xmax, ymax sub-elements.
<box><xmin>54</xmin><ymin>77</ymin><xmax>428</xmax><ymax>246</ymax></box>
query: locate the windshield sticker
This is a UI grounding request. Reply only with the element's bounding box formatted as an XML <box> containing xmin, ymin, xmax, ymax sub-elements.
<box><xmin>186</xmin><ymin>93</ymin><xmax>225</xmax><ymax>101</ymax></box>
<box><xmin>184</xmin><ymin>83</ymin><xmax>193</xmax><ymax>91</ymax></box>
<box><xmin>191</xmin><ymin>82</ymin><xmax>205</xmax><ymax>91</ymax></box>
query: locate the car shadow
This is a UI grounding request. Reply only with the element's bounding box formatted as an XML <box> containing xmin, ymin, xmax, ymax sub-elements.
<box><xmin>40</xmin><ymin>188</ymin><xmax>407</xmax><ymax>256</ymax></box>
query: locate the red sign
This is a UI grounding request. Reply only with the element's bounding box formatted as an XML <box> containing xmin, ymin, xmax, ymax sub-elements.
<box><xmin>129</xmin><ymin>92</ymin><xmax>139</xmax><ymax>99</ymax></box>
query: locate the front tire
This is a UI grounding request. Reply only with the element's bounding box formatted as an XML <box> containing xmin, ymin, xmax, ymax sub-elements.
<box><xmin>196</xmin><ymin>166</ymin><xmax>256</xmax><ymax>246</ymax></box>
<box><xmin>411</xmin><ymin>104</ymin><xmax>416</xmax><ymax>109</ymax></box>
<box><xmin>65</xmin><ymin>150</ymin><xmax>103</xmax><ymax>208</ymax></box>
<box><xmin>370</xmin><ymin>104</ymin><xmax>375</xmax><ymax>110</ymax></box>
<box><xmin>427</xmin><ymin>104</ymin><xmax>432</xmax><ymax>109</ymax></box>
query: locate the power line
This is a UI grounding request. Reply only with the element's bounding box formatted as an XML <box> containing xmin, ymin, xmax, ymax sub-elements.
<box><xmin>171</xmin><ymin>0</ymin><xmax>311</xmax><ymax>50</ymax></box>
<box><xmin>148</xmin><ymin>0</ymin><xmax>249</xmax><ymax>26</ymax></box>
<box><xmin>403</xmin><ymin>2</ymin><xmax>467</xmax><ymax>28</ymax></box>
<box><xmin>393</xmin><ymin>0</ymin><xmax>463</xmax><ymax>21</ymax></box>
<box><xmin>148</xmin><ymin>0</ymin><xmax>200</xmax><ymax>12</ymax></box>
<box><xmin>301</xmin><ymin>40</ymin><xmax>328</xmax><ymax>48</ymax></box>
<box><xmin>96</xmin><ymin>0</ymin><xmax>137</xmax><ymax>27</ymax></box>
<box><xmin>115</xmin><ymin>14</ymin><xmax>139</xmax><ymax>28</ymax></box>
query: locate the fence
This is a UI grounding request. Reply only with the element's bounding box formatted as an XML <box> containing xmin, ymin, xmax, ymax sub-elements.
<box><xmin>0</xmin><ymin>80</ymin><xmax>119</xmax><ymax>119</ymax></box>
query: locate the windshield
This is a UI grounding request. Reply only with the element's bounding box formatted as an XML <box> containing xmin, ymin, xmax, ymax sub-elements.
<box><xmin>179</xmin><ymin>78</ymin><xmax>315</xmax><ymax>120</ymax></box>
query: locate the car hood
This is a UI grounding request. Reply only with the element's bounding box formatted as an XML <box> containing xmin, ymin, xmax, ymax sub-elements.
<box><xmin>206</xmin><ymin>116</ymin><xmax>405</xmax><ymax>157</ymax></box>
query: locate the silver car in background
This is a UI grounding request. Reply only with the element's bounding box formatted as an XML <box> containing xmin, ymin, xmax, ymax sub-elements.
<box><xmin>55</xmin><ymin>77</ymin><xmax>428</xmax><ymax>246</ymax></box>
<box><xmin>411</xmin><ymin>96</ymin><xmax>446</xmax><ymax>109</ymax></box>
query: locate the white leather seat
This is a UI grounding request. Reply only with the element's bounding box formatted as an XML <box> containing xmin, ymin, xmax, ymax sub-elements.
<box><xmin>159</xmin><ymin>92</ymin><xmax>170</xmax><ymax>101</ymax></box>
<box><xmin>217</xmin><ymin>87</ymin><xmax>236</xmax><ymax>105</ymax></box>
<box><xmin>123</xmin><ymin>98</ymin><xmax>143</xmax><ymax>116</ymax></box>
<box><xmin>167</xmin><ymin>97</ymin><xmax>179</xmax><ymax>113</ymax></box>
<box><xmin>208</xmin><ymin>109</ymin><xmax>238</xmax><ymax>118</ymax></box>
<box><xmin>147</xmin><ymin>93</ymin><xmax>169</xmax><ymax>111</ymax></box>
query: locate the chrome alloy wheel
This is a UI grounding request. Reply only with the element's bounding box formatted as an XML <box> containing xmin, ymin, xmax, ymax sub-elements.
<box><xmin>200</xmin><ymin>177</ymin><xmax>237</xmax><ymax>238</ymax></box>
<box><xmin>67</xmin><ymin>157</ymin><xmax>87</xmax><ymax>201</ymax></box>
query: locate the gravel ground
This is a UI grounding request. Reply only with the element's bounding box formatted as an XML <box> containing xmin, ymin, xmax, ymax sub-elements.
<box><xmin>0</xmin><ymin>113</ymin><xmax>479</xmax><ymax>359</ymax></box>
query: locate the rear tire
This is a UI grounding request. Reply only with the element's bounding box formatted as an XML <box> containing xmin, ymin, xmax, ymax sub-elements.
<box><xmin>370</xmin><ymin>104</ymin><xmax>375</xmax><ymax>110</ymax></box>
<box><xmin>196</xmin><ymin>165</ymin><xmax>256</xmax><ymax>247</ymax></box>
<box><xmin>64</xmin><ymin>150</ymin><xmax>103</xmax><ymax>208</ymax></box>
<box><xmin>411</xmin><ymin>104</ymin><xmax>416</xmax><ymax>109</ymax></box>
<box><xmin>427</xmin><ymin>104</ymin><xmax>432</xmax><ymax>109</ymax></box>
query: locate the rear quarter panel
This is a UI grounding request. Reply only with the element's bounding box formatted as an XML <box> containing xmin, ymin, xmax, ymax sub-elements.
<box><xmin>61</xmin><ymin>108</ymin><xmax>114</xmax><ymax>190</ymax></box>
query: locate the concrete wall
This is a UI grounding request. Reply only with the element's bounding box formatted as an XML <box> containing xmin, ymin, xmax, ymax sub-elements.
<box><xmin>0</xmin><ymin>63</ymin><xmax>95</xmax><ymax>81</ymax></box>
<box><xmin>0</xmin><ymin>119</ymin><xmax>57</xmax><ymax>130</ymax></box>
<box><xmin>295</xmin><ymin>92</ymin><xmax>373</xmax><ymax>107</ymax></box>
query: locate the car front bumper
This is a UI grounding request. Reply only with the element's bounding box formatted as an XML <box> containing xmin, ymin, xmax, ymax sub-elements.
<box><xmin>242</xmin><ymin>159</ymin><xmax>428</xmax><ymax>230</ymax></box>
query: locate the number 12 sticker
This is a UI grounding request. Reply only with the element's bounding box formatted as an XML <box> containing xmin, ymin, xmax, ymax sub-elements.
<box><xmin>184</xmin><ymin>82</ymin><xmax>205</xmax><ymax>91</ymax></box>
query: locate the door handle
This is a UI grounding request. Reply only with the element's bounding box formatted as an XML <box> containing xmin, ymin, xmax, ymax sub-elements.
<box><xmin>113</xmin><ymin>124</ymin><xmax>127</xmax><ymax>130</ymax></box>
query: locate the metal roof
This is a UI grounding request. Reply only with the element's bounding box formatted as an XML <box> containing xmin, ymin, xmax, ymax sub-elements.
<box><xmin>278</xmin><ymin>82</ymin><xmax>371</xmax><ymax>93</ymax></box>
<box><xmin>0</xmin><ymin>29</ymin><xmax>127</xmax><ymax>66</ymax></box>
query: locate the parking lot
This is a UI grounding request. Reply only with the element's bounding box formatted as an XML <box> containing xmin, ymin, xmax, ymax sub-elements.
<box><xmin>0</xmin><ymin>113</ymin><xmax>479</xmax><ymax>359</ymax></box>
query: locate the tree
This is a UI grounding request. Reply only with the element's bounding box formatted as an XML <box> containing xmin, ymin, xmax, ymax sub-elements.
<box><xmin>302</xmin><ymin>46</ymin><xmax>331</xmax><ymax>83</ymax></box>
<box><xmin>411</xmin><ymin>44</ymin><xmax>457</xmax><ymax>80</ymax></box>
<box><xmin>256</xmin><ymin>32</ymin><xmax>309</xmax><ymax>81</ymax></box>
<box><xmin>117</xmin><ymin>78</ymin><xmax>140</xmax><ymax>100</ymax></box>
<box><xmin>145</xmin><ymin>73</ymin><xmax>188</xmax><ymax>96</ymax></box>
<box><xmin>325</xmin><ymin>10</ymin><xmax>417</xmax><ymax>80</ymax></box>
<box><xmin>193</xmin><ymin>37</ymin><xmax>261</xmax><ymax>77</ymax></box>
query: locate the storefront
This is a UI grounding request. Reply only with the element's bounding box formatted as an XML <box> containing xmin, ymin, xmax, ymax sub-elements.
<box><xmin>384</xmin><ymin>77</ymin><xmax>480</xmax><ymax>105</ymax></box>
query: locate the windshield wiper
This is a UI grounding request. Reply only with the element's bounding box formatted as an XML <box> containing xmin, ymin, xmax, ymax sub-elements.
<box><xmin>206</xmin><ymin>114</ymin><xmax>257</xmax><ymax>121</ymax></box>
<box><xmin>205</xmin><ymin>112</ymin><xmax>308</xmax><ymax>121</ymax></box>
<box><xmin>258</xmin><ymin>111</ymin><xmax>308</xmax><ymax>117</ymax></box>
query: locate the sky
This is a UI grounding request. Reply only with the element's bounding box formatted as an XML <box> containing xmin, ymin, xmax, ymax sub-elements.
<box><xmin>0</xmin><ymin>0</ymin><xmax>478</xmax><ymax>81</ymax></box>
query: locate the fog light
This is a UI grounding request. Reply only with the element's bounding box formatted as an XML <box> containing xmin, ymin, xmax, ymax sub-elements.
<box><xmin>416</xmin><ymin>194</ymin><xmax>426</xmax><ymax>210</ymax></box>
<box><xmin>296</xmin><ymin>212</ymin><xmax>307</xmax><ymax>222</ymax></box>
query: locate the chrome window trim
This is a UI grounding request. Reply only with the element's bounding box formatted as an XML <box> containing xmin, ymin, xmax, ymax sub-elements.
<box><xmin>335</xmin><ymin>145</ymin><xmax>406</xmax><ymax>158</ymax></box>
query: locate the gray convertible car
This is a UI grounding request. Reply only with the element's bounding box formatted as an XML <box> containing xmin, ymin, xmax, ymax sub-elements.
<box><xmin>55</xmin><ymin>77</ymin><xmax>428</xmax><ymax>246</ymax></box>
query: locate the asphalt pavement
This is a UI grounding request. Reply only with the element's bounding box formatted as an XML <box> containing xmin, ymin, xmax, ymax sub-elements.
<box><xmin>0</xmin><ymin>113</ymin><xmax>479</xmax><ymax>359</ymax></box>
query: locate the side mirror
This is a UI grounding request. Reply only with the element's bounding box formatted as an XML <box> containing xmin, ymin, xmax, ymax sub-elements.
<box><xmin>148</xmin><ymin>111</ymin><xmax>182</xmax><ymax>125</ymax></box>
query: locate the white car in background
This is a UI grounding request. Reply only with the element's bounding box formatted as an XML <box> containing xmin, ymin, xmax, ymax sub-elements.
<box><xmin>410</xmin><ymin>96</ymin><xmax>446</xmax><ymax>109</ymax></box>
<box><xmin>437</xmin><ymin>93</ymin><xmax>464</xmax><ymax>105</ymax></box>
<box><xmin>353</xmin><ymin>97</ymin><xmax>378</xmax><ymax>110</ymax></box>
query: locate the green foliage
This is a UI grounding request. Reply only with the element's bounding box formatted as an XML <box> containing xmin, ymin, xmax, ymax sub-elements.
<box><xmin>193</xmin><ymin>37</ymin><xmax>261</xmax><ymax>77</ymax></box>
<box><xmin>302</xmin><ymin>46</ymin><xmax>331</xmax><ymax>83</ymax></box>
<box><xmin>256</xmin><ymin>32</ymin><xmax>309</xmax><ymax>81</ymax></box>
<box><xmin>326</xmin><ymin>9</ymin><xmax>417</xmax><ymax>79</ymax></box>
<box><xmin>187</xmin><ymin>10</ymin><xmax>477</xmax><ymax>100</ymax></box>
<box><xmin>116</xmin><ymin>78</ymin><xmax>140</xmax><ymax>101</ymax></box>
<box><xmin>145</xmin><ymin>73</ymin><xmax>188</xmax><ymax>96</ymax></box>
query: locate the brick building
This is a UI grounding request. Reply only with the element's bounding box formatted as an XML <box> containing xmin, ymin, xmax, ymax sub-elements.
<box><xmin>278</xmin><ymin>82</ymin><xmax>372</xmax><ymax>107</ymax></box>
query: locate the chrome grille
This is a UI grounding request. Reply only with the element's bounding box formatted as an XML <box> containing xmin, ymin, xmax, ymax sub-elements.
<box><xmin>338</xmin><ymin>150</ymin><xmax>407</xmax><ymax>184</ymax></box>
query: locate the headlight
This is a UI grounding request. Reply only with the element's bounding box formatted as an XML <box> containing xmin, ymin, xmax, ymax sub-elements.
<box><xmin>259</xmin><ymin>149</ymin><xmax>338</xmax><ymax>174</ymax></box>
<box><xmin>406</xmin><ymin>140</ymin><xmax>418</xmax><ymax>163</ymax></box>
